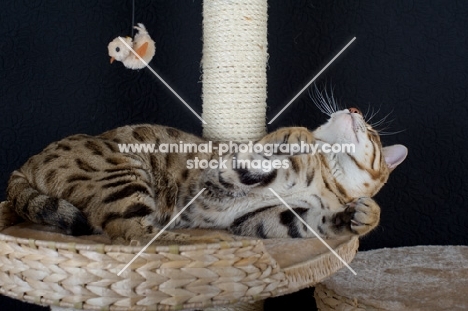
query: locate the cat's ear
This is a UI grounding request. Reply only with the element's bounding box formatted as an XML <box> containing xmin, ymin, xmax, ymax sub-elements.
<box><xmin>382</xmin><ymin>144</ymin><xmax>408</xmax><ymax>170</ymax></box>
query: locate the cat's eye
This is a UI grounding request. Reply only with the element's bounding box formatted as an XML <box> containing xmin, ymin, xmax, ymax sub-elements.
<box><xmin>116</xmin><ymin>47</ymin><xmax>120</xmax><ymax>52</ymax></box>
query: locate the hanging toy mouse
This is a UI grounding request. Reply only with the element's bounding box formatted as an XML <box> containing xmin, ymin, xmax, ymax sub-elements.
<box><xmin>108</xmin><ymin>23</ymin><xmax>156</xmax><ymax>69</ymax></box>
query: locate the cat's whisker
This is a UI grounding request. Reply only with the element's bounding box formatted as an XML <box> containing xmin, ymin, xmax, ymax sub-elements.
<box><xmin>364</xmin><ymin>104</ymin><xmax>378</xmax><ymax>121</ymax></box>
<box><xmin>366</xmin><ymin>106</ymin><xmax>381</xmax><ymax>124</ymax></box>
<box><xmin>322</xmin><ymin>98</ymin><xmax>334</xmax><ymax>115</ymax></box>
<box><xmin>324</xmin><ymin>87</ymin><xmax>337</xmax><ymax>113</ymax></box>
<box><xmin>370</xmin><ymin>110</ymin><xmax>393</xmax><ymax>128</ymax></box>
<box><xmin>363</xmin><ymin>107</ymin><xmax>404</xmax><ymax>136</ymax></box>
<box><xmin>331</xmin><ymin>86</ymin><xmax>343</xmax><ymax>112</ymax></box>
<box><xmin>323</xmin><ymin>85</ymin><xmax>340</xmax><ymax>114</ymax></box>
<box><xmin>377</xmin><ymin>129</ymin><xmax>406</xmax><ymax>136</ymax></box>
<box><xmin>364</xmin><ymin>105</ymin><xmax>371</xmax><ymax>120</ymax></box>
<box><xmin>309</xmin><ymin>84</ymin><xmax>402</xmax><ymax>139</ymax></box>
<box><xmin>371</xmin><ymin>118</ymin><xmax>392</xmax><ymax>129</ymax></box>
<box><xmin>310</xmin><ymin>85</ymin><xmax>334</xmax><ymax>116</ymax></box>
<box><xmin>374</xmin><ymin>124</ymin><xmax>392</xmax><ymax>132</ymax></box>
<box><xmin>310</xmin><ymin>95</ymin><xmax>331</xmax><ymax>116</ymax></box>
<box><xmin>379</xmin><ymin>118</ymin><xmax>396</xmax><ymax>127</ymax></box>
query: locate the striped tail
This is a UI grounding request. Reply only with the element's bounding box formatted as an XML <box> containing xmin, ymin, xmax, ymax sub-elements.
<box><xmin>6</xmin><ymin>170</ymin><xmax>94</xmax><ymax>236</ymax></box>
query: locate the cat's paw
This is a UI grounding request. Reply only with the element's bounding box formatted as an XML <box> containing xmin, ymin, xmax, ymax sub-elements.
<box><xmin>334</xmin><ymin>197</ymin><xmax>380</xmax><ymax>236</ymax></box>
<box><xmin>258</xmin><ymin>127</ymin><xmax>314</xmax><ymax>155</ymax></box>
<box><xmin>282</xmin><ymin>127</ymin><xmax>314</xmax><ymax>146</ymax></box>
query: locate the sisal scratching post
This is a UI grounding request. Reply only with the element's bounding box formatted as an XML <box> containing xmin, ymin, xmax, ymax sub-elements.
<box><xmin>201</xmin><ymin>1</ymin><xmax>268</xmax><ymax>310</ymax></box>
<box><xmin>202</xmin><ymin>0</ymin><xmax>268</xmax><ymax>142</ymax></box>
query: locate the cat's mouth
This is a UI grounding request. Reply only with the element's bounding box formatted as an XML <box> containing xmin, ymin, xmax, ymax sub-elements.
<box><xmin>316</xmin><ymin>109</ymin><xmax>366</xmax><ymax>145</ymax></box>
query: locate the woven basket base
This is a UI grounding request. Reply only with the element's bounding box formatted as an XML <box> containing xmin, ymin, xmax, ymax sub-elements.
<box><xmin>50</xmin><ymin>300</ymin><xmax>264</xmax><ymax>311</ymax></box>
<box><xmin>0</xmin><ymin>201</ymin><xmax>359</xmax><ymax>310</ymax></box>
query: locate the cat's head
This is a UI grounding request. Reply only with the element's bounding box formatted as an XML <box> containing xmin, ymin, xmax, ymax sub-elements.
<box><xmin>311</xmin><ymin>89</ymin><xmax>407</xmax><ymax>198</ymax></box>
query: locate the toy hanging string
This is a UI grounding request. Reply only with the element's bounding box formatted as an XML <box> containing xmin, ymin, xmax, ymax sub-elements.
<box><xmin>131</xmin><ymin>0</ymin><xmax>135</xmax><ymax>37</ymax></box>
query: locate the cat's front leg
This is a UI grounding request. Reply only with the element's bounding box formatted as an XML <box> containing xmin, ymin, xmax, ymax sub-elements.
<box><xmin>328</xmin><ymin>197</ymin><xmax>381</xmax><ymax>237</ymax></box>
<box><xmin>257</xmin><ymin>127</ymin><xmax>314</xmax><ymax>146</ymax></box>
<box><xmin>256</xmin><ymin>127</ymin><xmax>315</xmax><ymax>156</ymax></box>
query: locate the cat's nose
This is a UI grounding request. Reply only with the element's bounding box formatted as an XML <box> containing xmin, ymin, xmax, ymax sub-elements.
<box><xmin>348</xmin><ymin>107</ymin><xmax>362</xmax><ymax>115</ymax></box>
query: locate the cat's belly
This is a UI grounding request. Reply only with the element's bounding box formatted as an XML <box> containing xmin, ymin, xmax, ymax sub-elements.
<box><xmin>170</xmin><ymin>197</ymin><xmax>274</xmax><ymax>229</ymax></box>
<box><xmin>170</xmin><ymin>189</ymin><xmax>332</xmax><ymax>230</ymax></box>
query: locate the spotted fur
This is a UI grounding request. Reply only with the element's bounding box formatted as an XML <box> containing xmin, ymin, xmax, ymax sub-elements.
<box><xmin>5</xmin><ymin>109</ymin><xmax>407</xmax><ymax>243</ymax></box>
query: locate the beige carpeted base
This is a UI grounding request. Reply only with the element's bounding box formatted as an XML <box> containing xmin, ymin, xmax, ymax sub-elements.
<box><xmin>315</xmin><ymin>245</ymin><xmax>468</xmax><ymax>310</ymax></box>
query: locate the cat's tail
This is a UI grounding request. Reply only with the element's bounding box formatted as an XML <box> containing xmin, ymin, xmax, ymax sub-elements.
<box><xmin>6</xmin><ymin>170</ymin><xmax>94</xmax><ymax>236</ymax></box>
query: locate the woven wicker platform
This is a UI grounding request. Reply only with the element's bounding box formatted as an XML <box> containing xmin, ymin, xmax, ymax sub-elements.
<box><xmin>0</xmin><ymin>202</ymin><xmax>358</xmax><ymax>310</ymax></box>
<box><xmin>314</xmin><ymin>245</ymin><xmax>468</xmax><ymax>310</ymax></box>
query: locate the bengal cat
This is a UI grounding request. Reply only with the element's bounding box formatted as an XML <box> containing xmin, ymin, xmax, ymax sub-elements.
<box><xmin>5</xmin><ymin>96</ymin><xmax>407</xmax><ymax>244</ymax></box>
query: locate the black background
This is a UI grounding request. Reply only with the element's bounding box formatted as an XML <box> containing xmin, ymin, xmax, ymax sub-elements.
<box><xmin>1</xmin><ymin>1</ymin><xmax>467</xmax><ymax>310</ymax></box>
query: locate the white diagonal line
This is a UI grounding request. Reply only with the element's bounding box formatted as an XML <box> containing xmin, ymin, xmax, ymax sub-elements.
<box><xmin>117</xmin><ymin>37</ymin><xmax>207</xmax><ymax>124</ymax></box>
<box><xmin>117</xmin><ymin>188</ymin><xmax>206</xmax><ymax>276</ymax></box>
<box><xmin>268</xmin><ymin>37</ymin><xmax>356</xmax><ymax>124</ymax></box>
<box><xmin>268</xmin><ymin>188</ymin><xmax>357</xmax><ymax>275</ymax></box>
